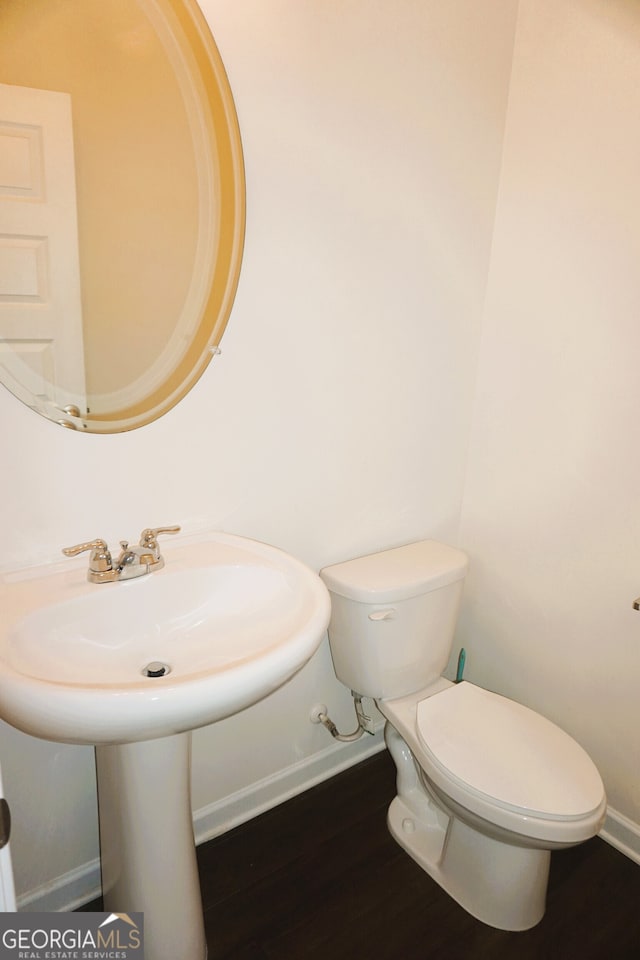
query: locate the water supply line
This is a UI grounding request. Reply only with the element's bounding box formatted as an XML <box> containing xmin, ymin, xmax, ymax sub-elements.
<box><xmin>310</xmin><ymin>692</ymin><xmax>374</xmax><ymax>742</ymax></box>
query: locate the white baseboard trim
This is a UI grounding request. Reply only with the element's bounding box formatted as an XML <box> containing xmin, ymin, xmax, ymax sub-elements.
<box><xmin>17</xmin><ymin>726</ymin><xmax>386</xmax><ymax>913</ymax></box>
<box><xmin>193</xmin><ymin>724</ymin><xmax>386</xmax><ymax>846</ymax></box>
<box><xmin>17</xmin><ymin>858</ymin><xmax>102</xmax><ymax>914</ymax></box>
<box><xmin>600</xmin><ymin>806</ymin><xmax>640</xmax><ymax>866</ymax></box>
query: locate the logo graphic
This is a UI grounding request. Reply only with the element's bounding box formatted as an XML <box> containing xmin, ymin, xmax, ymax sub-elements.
<box><xmin>0</xmin><ymin>912</ymin><xmax>144</xmax><ymax>959</ymax></box>
<box><xmin>99</xmin><ymin>913</ymin><xmax>138</xmax><ymax>931</ymax></box>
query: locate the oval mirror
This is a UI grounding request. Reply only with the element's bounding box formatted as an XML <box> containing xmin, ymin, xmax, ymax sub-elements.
<box><xmin>0</xmin><ymin>0</ymin><xmax>245</xmax><ymax>432</ymax></box>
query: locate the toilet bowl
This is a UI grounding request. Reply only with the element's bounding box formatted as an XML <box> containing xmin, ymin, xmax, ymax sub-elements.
<box><xmin>320</xmin><ymin>540</ymin><xmax>607</xmax><ymax>931</ymax></box>
<box><xmin>380</xmin><ymin>679</ymin><xmax>606</xmax><ymax>929</ymax></box>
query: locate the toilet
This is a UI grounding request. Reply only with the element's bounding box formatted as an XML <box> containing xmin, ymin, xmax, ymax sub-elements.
<box><xmin>320</xmin><ymin>540</ymin><xmax>606</xmax><ymax>931</ymax></box>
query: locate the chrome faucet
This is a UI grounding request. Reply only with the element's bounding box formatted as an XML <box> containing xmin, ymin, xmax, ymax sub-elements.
<box><xmin>62</xmin><ymin>526</ymin><xmax>180</xmax><ymax>583</ymax></box>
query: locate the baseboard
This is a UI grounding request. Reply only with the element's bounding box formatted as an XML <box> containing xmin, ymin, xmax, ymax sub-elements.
<box><xmin>16</xmin><ymin>725</ymin><xmax>386</xmax><ymax>913</ymax></box>
<box><xmin>17</xmin><ymin>858</ymin><xmax>102</xmax><ymax>913</ymax></box>
<box><xmin>600</xmin><ymin>806</ymin><xmax>640</xmax><ymax>866</ymax></box>
<box><xmin>193</xmin><ymin>723</ymin><xmax>386</xmax><ymax>845</ymax></box>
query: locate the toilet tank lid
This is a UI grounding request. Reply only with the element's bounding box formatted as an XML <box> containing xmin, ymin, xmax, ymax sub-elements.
<box><xmin>320</xmin><ymin>540</ymin><xmax>468</xmax><ymax>603</ymax></box>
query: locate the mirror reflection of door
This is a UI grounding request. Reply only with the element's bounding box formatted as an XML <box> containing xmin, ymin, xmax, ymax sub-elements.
<box><xmin>0</xmin><ymin>0</ymin><xmax>245</xmax><ymax>433</ymax></box>
<box><xmin>0</xmin><ymin>82</ymin><xmax>87</xmax><ymax>422</ymax></box>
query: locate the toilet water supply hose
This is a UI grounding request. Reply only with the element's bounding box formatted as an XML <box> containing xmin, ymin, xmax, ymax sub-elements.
<box><xmin>314</xmin><ymin>692</ymin><xmax>374</xmax><ymax>742</ymax></box>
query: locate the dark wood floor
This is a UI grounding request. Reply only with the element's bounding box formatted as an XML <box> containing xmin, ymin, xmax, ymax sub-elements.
<box><xmin>85</xmin><ymin>751</ymin><xmax>640</xmax><ymax>958</ymax></box>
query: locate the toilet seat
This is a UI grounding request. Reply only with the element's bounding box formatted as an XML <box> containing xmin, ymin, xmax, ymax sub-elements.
<box><xmin>415</xmin><ymin>682</ymin><xmax>605</xmax><ymax>824</ymax></box>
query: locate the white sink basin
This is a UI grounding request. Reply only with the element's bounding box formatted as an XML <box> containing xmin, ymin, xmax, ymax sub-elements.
<box><xmin>0</xmin><ymin>531</ymin><xmax>331</xmax><ymax>744</ymax></box>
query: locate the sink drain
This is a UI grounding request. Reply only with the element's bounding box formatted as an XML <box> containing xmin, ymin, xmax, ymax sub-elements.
<box><xmin>142</xmin><ymin>661</ymin><xmax>171</xmax><ymax>678</ymax></box>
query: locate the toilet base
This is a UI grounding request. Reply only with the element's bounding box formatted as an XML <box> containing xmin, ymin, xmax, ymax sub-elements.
<box><xmin>387</xmin><ymin>795</ymin><xmax>549</xmax><ymax>931</ymax></box>
<box><xmin>384</xmin><ymin>721</ymin><xmax>550</xmax><ymax>931</ymax></box>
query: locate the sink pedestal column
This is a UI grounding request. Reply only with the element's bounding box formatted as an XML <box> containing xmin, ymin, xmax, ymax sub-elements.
<box><xmin>95</xmin><ymin>732</ymin><xmax>206</xmax><ymax>960</ymax></box>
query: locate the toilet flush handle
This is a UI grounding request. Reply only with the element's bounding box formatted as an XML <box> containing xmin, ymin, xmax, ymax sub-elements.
<box><xmin>368</xmin><ymin>608</ymin><xmax>396</xmax><ymax>621</ymax></box>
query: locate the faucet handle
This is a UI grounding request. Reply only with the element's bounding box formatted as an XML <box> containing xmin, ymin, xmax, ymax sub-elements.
<box><xmin>138</xmin><ymin>525</ymin><xmax>181</xmax><ymax>564</ymax></box>
<box><xmin>62</xmin><ymin>538</ymin><xmax>112</xmax><ymax>572</ymax></box>
<box><xmin>139</xmin><ymin>526</ymin><xmax>181</xmax><ymax>547</ymax></box>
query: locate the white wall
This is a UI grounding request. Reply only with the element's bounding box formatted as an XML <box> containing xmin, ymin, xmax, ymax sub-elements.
<box><xmin>0</xmin><ymin>1</ymin><xmax>517</xmax><ymax>905</ymax></box>
<box><xmin>458</xmin><ymin>0</ymin><xmax>640</xmax><ymax>855</ymax></box>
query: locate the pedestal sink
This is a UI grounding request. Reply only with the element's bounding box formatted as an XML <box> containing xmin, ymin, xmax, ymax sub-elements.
<box><xmin>0</xmin><ymin>531</ymin><xmax>331</xmax><ymax>960</ymax></box>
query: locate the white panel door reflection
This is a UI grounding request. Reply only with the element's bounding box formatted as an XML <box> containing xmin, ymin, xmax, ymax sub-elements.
<box><xmin>0</xmin><ymin>82</ymin><xmax>86</xmax><ymax>422</ymax></box>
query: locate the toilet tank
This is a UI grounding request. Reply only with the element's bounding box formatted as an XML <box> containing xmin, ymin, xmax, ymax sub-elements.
<box><xmin>320</xmin><ymin>540</ymin><xmax>468</xmax><ymax>700</ymax></box>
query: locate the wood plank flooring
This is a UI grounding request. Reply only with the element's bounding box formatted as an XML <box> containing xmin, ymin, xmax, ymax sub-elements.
<box><xmin>84</xmin><ymin>751</ymin><xmax>640</xmax><ymax>958</ymax></box>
